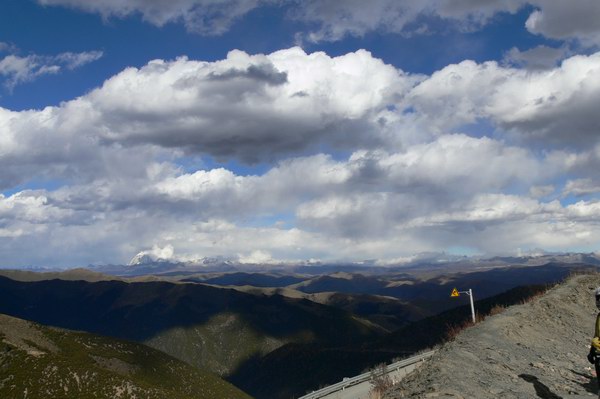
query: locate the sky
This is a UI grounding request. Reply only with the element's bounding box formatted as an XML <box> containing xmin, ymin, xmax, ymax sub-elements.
<box><xmin>1</xmin><ymin>0</ymin><xmax>600</xmax><ymax>267</ymax></box>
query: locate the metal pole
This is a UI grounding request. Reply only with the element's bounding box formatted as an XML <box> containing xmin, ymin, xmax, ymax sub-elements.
<box><xmin>469</xmin><ymin>289</ymin><xmax>476</xmax><ymax>323</ymax></box>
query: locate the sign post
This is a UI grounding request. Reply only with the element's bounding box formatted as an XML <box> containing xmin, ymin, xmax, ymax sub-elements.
<box><xmin>450</xmin><ymin>287</ymin><xmax>476</xmax><ymax>323</ymax></box>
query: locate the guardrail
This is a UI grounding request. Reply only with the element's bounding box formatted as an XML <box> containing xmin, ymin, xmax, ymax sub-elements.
<box><xmin>298</xmin><ymin>350</ymin><xmax>435</xmax><ymax>399</ymax></box>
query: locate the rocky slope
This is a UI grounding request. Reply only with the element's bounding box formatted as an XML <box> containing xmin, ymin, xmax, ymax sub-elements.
<box><xmin>0</xmin><ymin>313</ymin><xmax>252</xmax><ymax>399</ymax></box>
<box><xmin>385</xmin><ymin>273</ymin><xmax>600</xmax><ymax>398</ymax></box>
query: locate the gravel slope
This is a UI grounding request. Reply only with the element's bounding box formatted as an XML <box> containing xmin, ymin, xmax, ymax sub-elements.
<box><xmin>385</xmin><ymin>273</ymin><xmax>600</xmax><ymax>399</ymax></box>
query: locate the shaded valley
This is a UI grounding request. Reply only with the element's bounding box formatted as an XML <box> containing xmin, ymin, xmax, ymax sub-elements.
<box><xmin>0</xmin><ymin>257</ymin><xmax>597</xmax><ymax>398</ymax></box>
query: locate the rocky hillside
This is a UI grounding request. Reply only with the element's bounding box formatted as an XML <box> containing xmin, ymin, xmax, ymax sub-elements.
<box><xmin>385</xmin><ymin>273</ymin><xmax>600</xmax><ymax>398</ymax></box>
<box><xmin>0</xmin><ymin>313</ymin><xmax>252</xmax><ymax>399</ymax></box>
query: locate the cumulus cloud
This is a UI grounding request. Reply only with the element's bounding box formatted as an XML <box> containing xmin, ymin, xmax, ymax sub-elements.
<box><xmin>35</xmin><ymin>1</ymin><xmax>600</xmax><ymax>46</ymax></box>
<box><xmin>291</xmin><ymin>0</ymin><xmax>525</xmax><ymax>42</ymax></box>
<box><xmin>0</xmin><ymin>49</ymin><xmax>103</xmax><ymax>89</ymax></box>
<box><xmin>0</xmin><ymin>133</ymin><xmax>562</xmax><ymax>265</ymax></box>
<box><xmin>238</xmin><ymin>249</ymin><xmax>275</xmax><ymax>264</ymax></box>
<box><xmin>35</xmin><ymin>0</ymin><xmax>523</xmax><ymax>42</ymax></box>
<box><xmin>0</xmin><ymin>103</ymin><xmax>167</xmax><ymax>191</ymax></box>
<box><xmin>3</xmin><ymin>48</ymin><xmax>600</xmax><ymax>265</ymax></box>
<box><xmin>294</xmin><ymin>0</ymin><xmax>600</xmax><ymax>45</ymax></box>
<box><xmin>0</xmin><ymin>42</ymin><xmax>15</xmax><ymax>53</ymax></box>
<box><xmin>38</xmin><ymin>0</ymin><xmax>266</xmax><ymax>35</ymax></box>
<box><xmin>129</xmin><ymin>244</ymin><xmax>175</xmax><ymax>264</ymax></box>
<box><xmin>503</xmin><ymin>45</ymin><xmax>570</xmax><ymax>70</ymax></box>
<box><xmin>14</xmin><ymin>46</ymin><xmax>597</xmax><ymax>182</ymax></box>
<box><xmin>0</xmin><ymin>47</ymin><xmax>411</xmax><ymax>180</ymax></box>
<box><xmin>0</xmin><ymin>55</ymin><xmax>60</xmax><ymax>89</ymax></box>
<box><xmin>563</xmin><ymin>179</ymin><xmax>600</xmax><ymax>197</ymax></box>
<box><xmin>406</xmin><ymin>52</ymin><xmax>600</xmax><ymax>146</ymax></box>
<box><xmin>529</xmin><ymin>185</ymin><xmax>555</xmax><ymax>198</ymax></box>
<box><xmin>525</xmin><ymin>0</ymin><xmax>600</xmax><ymax>46</ymax></box>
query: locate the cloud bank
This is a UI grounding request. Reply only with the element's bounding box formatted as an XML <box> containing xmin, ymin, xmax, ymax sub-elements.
<box><xmin>2</xmin><ymin>45</ymin><xmax>600</xmax><ymax>266</ymax></box>
<box><xmin>37</xmin><ymin>0</ymin><xmax>600</xmax><ymax>46</ymax></box>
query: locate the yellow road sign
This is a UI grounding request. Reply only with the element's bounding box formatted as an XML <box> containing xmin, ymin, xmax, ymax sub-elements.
<box><xmin>450</xmin><ymin>288</ymin><xmax>460</xmax><ymax>297</ymax></box>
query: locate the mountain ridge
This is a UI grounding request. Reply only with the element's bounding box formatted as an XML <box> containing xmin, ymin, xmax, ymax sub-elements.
<box><xmin>0</xmin><ymin>275</ymin><xmax>382</xmax><ymax>377</ymax></box>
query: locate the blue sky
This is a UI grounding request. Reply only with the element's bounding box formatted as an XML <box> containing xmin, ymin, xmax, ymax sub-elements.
<box><xmin>1</xmin><ymin>2</ymin><xmax>559</xmax><ymax>109</ymax></box>
<box><xmin>1</xmin><ymin>0</ymin><xmax>600</xmax><ymax>267</ymax></box>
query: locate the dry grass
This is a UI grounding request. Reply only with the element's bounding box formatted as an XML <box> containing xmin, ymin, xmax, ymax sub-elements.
<box><xmin>444</xmin><ymin>284</ymin><xmax>556</xmax><ymax>342</ymax></box>
<box><xmin>566</xmin><ymin>269</ymin><xmax>599</xmax><ymax>279</ymax></box>
<box><xmin>369</xmin><ymin>363</ymin><xmax>394</xmax><ymax>399</ymax></box>
<box><xmin>519</xmin><ymin>290</ymin><xmax>546</xmax><ymax>305</ymax></box>
<box><xmin>445</xmin><ymin>319</ymin><xmax>475</xmax><ymax>341</ymax></box>
<box><xmin>489</xmin><ymin>304</ymin><xmax>507</xmax><ymax>316</ymax></box>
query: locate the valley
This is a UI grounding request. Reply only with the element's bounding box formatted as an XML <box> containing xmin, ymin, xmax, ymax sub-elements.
<box><xmin>0</xmin><ymin>254</ymin><xmax>597</xmax><ymax>398</ymax></box>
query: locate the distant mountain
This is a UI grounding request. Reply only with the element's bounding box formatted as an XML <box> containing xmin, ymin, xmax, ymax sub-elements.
<box><xmin>316</xmin><ymin>292</ymin><xmax>428</xmax><ymax>331</ymax></box>
<box><xmin>221</xmin><ymin>284</ymin><xmax>428</xmax><ymax>332</ymax></box>
<box><xmin>0</xmin><ymin>313</ymin><xmax>251</xmax><ymax>399</ymax></box>
<box><xmin>0</xmin><ymin>276</ymin><xmax>382</xmax><ymax>378</ymax></box>
<box><xmin>290</xmin><ymin>263</ymin><xmax>596</xmax><ymax>314</ymax></box>
<box><xmin>85</xmin><ymin>252</ymin><xmax>600</xmax><ymax>279</ymax></box>
<box><xmin>184</xmin><ymin>272</ymin><xmax>306</xmax><ymax>287</ymax></box>
<box><xmin>0</xmin><ymin>267</ymin><xmax>117</xmax><ymax>282</ymax></box>
<box><xmin>93</xmin><ymin>256</ymin><xmax>237</xmax><ymax>276</ymax></box>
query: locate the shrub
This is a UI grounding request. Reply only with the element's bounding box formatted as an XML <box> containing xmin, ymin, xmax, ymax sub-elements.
<box><xmin>369</xmin><ymin>363</ymin><xmax>394</xmax><ymax>399</ymax></box>
<box><xmin>489</xmin><ymin>305</ymin><xmax>506</xmax><ymax>316</ymax></box>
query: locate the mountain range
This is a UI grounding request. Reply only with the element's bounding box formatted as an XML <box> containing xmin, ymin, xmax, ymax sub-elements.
<box><xmin>1</xmin><ymin>254</ymin><xmax>598</xmax><ymax>398</ymax></box>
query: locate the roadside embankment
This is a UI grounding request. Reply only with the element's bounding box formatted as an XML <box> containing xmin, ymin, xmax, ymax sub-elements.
<box><xmin>385</xmin><ymin>273</ymin><xmax>600</xmax><ymax>398</ymax></box>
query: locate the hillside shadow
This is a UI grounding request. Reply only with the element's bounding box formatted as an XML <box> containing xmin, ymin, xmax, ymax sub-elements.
<box><xmin>296</xmin><ymin>264</ymin><xmax>584</xmax><ymax>315</ymax></box>
<box><xmin>0</xmin><ymin>276</ymin><xmax>376</xmax><ymax>345</ymax></box>
<box><xmin>227</xmin><ymin>343</ymin><xmax>400</xmax><ymax>399</ymax></box>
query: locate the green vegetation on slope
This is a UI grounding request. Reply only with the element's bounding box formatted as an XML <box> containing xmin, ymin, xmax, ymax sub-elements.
<box><xmin>0</xmin><ymin>314</ymin><xmax>252</xmax><ymax>399</ymax></box>
<box><xmin>0</xmin><ymin>276</ymin><xmax>382</xmax><ymax>378</ymax></box>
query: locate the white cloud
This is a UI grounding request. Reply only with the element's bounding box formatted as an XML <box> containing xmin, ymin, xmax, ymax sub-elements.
<box><xmin>529</xmin><ymin>185</ymin><xmax>555</xmax><ymax>198</ymax></box>
<box><xmin>413</xmin><ymin>194</ymin><xmax>561</xmax><ymax>226</ymax></box>
<box><xmin>406</xmin><ymin>51</ymin><xmax>600</xmax><ymax>146</ymax></box>
<box><xmin>291</xmin><ymin>0</ymin><xmax>524</xmax><ymax>43</ymax></box>
<box><xmin>1</xmin><ymin>47</ymin><xmax>410</xmax><ymax>171</ymax></box>
<box><xmin>525</xmin><ymin>0</ymin><xmax>600</xmax><ymax>46</ymax></box>
<box><xmin>238</xmin><ymin>249</ymin><xmax>275</xmax><ymax>264</ymax></box>
<box><xmin>54</xmin><ymin>50</ymin><xmax>104</xmax><ymax>70</ymax></box>
<box><xmin>38</xmin><ymin>0</ymin><xmax>267</xmax><ymax>35</ymax></box>
<box><xmin>0</xmin><ymin>50</ymin><xmax>103</xmax><ymax>89</ymax></box>
<box><xmin>35</xmin><ymin>1</ymin><xmax>600</xmax><ymax>46</ymax></box>
<box><xmin>16</xmin><ymin>46</ymin><xmax>598</xmax><ymax>191</ymax></box>
<box><xmin>503</xmin><ymin>45</ymin><xmax>570</xmax><ymax>70</ymax></box>
<box><xmin>0</xmin><ymin>192</ymin><xmax>74</xmax><ymax>224</ymax></box>
<box><xmin>563</xmin><ymin>179</ymin><xmax>600</xmax><ymax>197</ymax></box>
<box><xmin>130</xmin><ymin>244</ymin><xmax>175</xmax><ymax>264</ymax></box>
<box><xmin>296</xmin><ymin>0</ymin><xmax>600</xmax><ymax>45</ymax></box>
<box><xmin>3</xmin><ymin>48</ymin><xmax>600</xmax><ymax>265</ymax></box>
<box><xmin>0</xmin><ymin>42</ymin><xmax>13</xmax><ymax>52</ymax></box>
<box><xmin>0</xmin><ymin>55</ymin><xmax>60</xmax><ymax>88</ymax></box>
